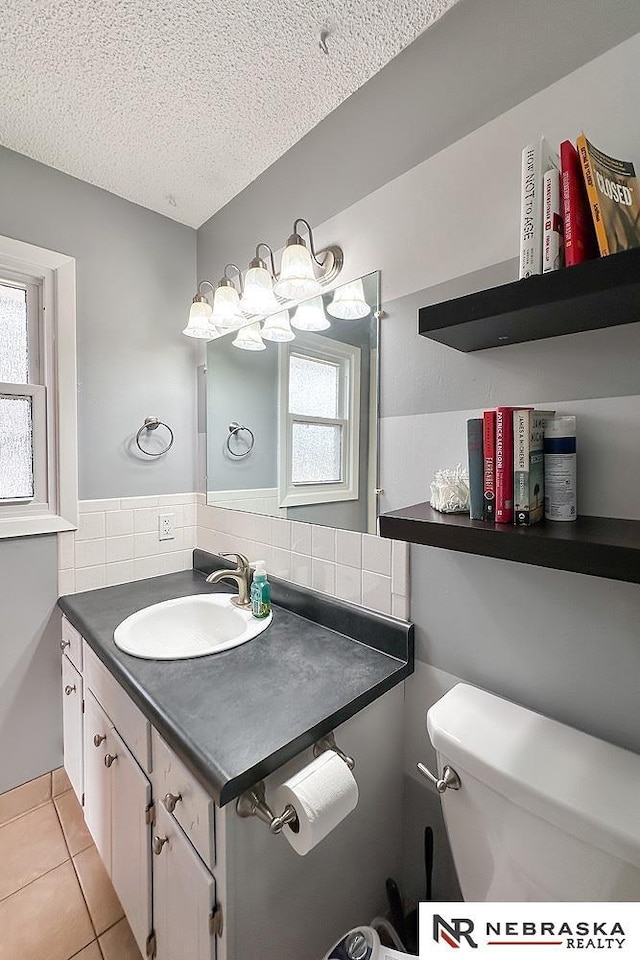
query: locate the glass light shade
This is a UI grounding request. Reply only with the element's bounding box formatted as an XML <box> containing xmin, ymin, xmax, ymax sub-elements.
<box><xmin>183</xmin><ymin>299</ymin><xmax>220</xmax><ymax>339</ymax></box>
<box><xmin>326</xmin><ymin>278</ymin><xmax>370</xmax><ymax>320</ymax></box>
<box><xmin>274</xmin><ymin>243</ymin><xmax>322</xmax><ymax>300</ymax></box>
<box><xmin>233</xmin><ymin>322</ymin><xmax>266</xmax><ymax>351</ymax></box>
<box><xmin>291</xmin><ymin>297</ymin><xmax>330</xmax><ymax>332</ymax></box>
<box><xmin>240</xmin><ymin>266</ymin><xmax>279</xmax><ymax>315</ymax></box>
<box><xmin>212</xmin><ymin>283</ymin><xmax>242</xmax><ymax>329</ymax></box>
<box><xmin>261</xmin><ymin>310</ymin><xmax>295</xmax><ymax>342</ymax></box>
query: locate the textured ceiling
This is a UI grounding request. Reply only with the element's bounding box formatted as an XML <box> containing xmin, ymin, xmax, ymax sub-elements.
<box><xmin>0</xmin><ymin>0</ymin><xmax>459</xmax><ymax>227</ymax></box>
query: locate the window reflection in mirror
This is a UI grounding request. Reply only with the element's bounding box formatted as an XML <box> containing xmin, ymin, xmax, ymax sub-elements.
<box><xmin>205</xmin><ymin>271</ymin><xmax>379</xmax><ymax>533</ymax></box>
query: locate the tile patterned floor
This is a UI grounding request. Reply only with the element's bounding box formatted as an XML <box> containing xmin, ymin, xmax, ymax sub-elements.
<box><xmin>0</xmin><ymin>769</ymin><xmax>142</xmax><ymax>960</ymax></box>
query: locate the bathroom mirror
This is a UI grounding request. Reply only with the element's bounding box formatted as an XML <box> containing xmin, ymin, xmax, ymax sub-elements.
<box><xmin>205</xmin><ymin>271</ymin><xmax>379</xmax><ymax>533</ymax></box>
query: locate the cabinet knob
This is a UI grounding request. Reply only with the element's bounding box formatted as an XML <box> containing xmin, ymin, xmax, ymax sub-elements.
<box><xmin>153</xmin><ymin>835</ymin><xmax>168</xmax><ymax>855</ymax></box>
<box><xmin>104</xmin><ymin>753</ymin><xmax>118</xmax><ymax>768</ymax></box>
<box><xmin>163</xmin><ymin>792</ymin><xmax>182</xmax><ymax>814</ymax></box>
<box><xmin>93</xmin><ymin>734</ymin><xmax>107</xmax><ymax>747</ymax></box>
<box><xmin>64</xmin><ymin>684</ymin><xmax>76</xmax><ymax>696</ymax></box>
<box><xmin>60</xmin><ymin>639</ymin><xmax>71</xmax><ymax>651</ymax></box>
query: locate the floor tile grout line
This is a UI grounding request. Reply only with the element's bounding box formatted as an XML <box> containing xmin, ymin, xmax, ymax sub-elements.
<box><xmin>0</xmin><ymin>850</ymin><xmax>71</xmax><ymax>904</ymax></box>
<box><xmin>0</xmin><ymin>796</ymin><xmax>53</xmax><ymax>831</ymax></box>
<box><xmin>69</xmin><ymin>845</ymin><xmax>101</xmax><ymax>940</ymax></box>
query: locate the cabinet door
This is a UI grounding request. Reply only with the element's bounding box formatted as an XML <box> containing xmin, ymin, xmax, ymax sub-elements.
<box><xmin>61</xmin><ymin>655</ymin><xmax>83</xmax><ymax>801</ymax></box>
<box><xmin>109</xmin><ymin>727</ymin><xmax>152</xmax><ymax>958</ymax></box>
<box><xmin>154</xmin><ymin>804</ymin><xmax>217</xmax><ymax>960</ymax></box>
<box><xmin>83</xmin><ymin>691</ymin><xmax>112</xmax><ymax>865</ymax></box>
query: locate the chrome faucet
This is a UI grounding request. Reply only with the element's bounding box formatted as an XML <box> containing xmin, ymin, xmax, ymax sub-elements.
<box><xmin>206</xmin><ymin>553</ymin><xmax>252</xmax><ymax>608</ymax></box>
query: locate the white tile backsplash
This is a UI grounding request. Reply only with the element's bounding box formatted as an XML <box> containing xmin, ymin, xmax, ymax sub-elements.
<box><xmin>195</xmin><ymin>501</ymin><xmax>409</xmax><ymax>618</ymax></box>
<box><xmin>58</xmin><ymin>494</ymin><xmax>197</xmax><ymax>594</ymax></box>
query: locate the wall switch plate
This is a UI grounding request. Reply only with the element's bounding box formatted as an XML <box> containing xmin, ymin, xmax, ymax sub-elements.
<box><xmin>159</xmin><ymin>513</ymin><xmax>175</xmax><ymax>541</ymax></box>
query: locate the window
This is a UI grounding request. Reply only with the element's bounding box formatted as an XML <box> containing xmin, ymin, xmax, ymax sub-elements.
<box><xmin>0</xmin><ymin>236</ymin><xmax>77</xmax><ymax>538</ymax></box>
<box><xmin>278</xmin><ymin>335</ymin><xmax>360</xmax><ymax>507</ymax></box>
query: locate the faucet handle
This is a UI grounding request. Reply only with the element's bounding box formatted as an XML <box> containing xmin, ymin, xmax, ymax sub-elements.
<box><xmin>219</xmin><ymin>552</ymin><xmax>250</xmax><ymax>572</ymax></box>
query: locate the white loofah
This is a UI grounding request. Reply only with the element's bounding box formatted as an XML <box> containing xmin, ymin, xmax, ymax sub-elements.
<box><xmin>430</xmin><ymin>464</ymin><xmax>470</xmax><ymax>514</ymax></box>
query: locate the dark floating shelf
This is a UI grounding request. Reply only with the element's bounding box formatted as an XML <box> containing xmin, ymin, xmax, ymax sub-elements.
<box><xmin>380</xmin><ymin>503</ymin><xmax>640</xmax><ymax>585</ymax></box>
<box><xmin>418</xmin><ymin>246</ymin><xmax>640</xmax><ymax>352</ymax></box>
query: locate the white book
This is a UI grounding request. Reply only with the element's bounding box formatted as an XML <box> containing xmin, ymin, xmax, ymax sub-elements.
<box><xmin>519</xmin><ymin>137</ymin><xmax>558</xmax><ymax>279</ymax></box>
<box><xmin>543</xmin><ymin>168</ymin><xmax>563</xmax><ymax>273</ymax></box>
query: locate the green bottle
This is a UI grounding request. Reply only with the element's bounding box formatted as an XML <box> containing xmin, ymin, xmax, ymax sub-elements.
<box><xmin>250</xmin><ymin>561</ymin><xmax>271</xmax><ymax>619</ymax></box>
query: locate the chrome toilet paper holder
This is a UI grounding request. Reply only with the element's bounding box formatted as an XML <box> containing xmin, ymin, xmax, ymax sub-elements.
<box><xmin>236</xmin><ymin>731</ymin><xmax>355</xmax><ymax>834</ymax></box>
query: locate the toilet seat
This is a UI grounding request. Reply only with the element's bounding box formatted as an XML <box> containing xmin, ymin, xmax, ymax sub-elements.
<box><xmin>321</xmin><ymin>926</ymin><xmax>407</xmax><ymax>960</ymax></box>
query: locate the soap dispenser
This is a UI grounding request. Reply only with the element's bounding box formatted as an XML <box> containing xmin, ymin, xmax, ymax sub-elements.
<box><xmin>250</xmin><ymin>561</ymin><xmax>271</xmax><ymax>619</ymax></box>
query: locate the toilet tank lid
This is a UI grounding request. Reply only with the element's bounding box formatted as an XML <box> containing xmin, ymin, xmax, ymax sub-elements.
<box><xmin>427</xmin><ymin>684</ymin><xmax>640</xmax><ymax>868</ymax></box>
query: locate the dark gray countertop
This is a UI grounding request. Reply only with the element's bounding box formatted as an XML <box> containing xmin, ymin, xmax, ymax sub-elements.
<box><xmin>58</xmin><ymin>554</ymin><xmax>413</xmax><ymax>805</ymax></box>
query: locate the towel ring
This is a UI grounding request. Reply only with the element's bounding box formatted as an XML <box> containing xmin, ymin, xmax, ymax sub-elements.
<box><xmin>226</xmin><ymin>422</ymin><xmax>255</xmax><ymax>459</ymax></box>
<box><xmin>136</xmin><ymin>417</ymin><xmax>174</xmax><ymax>457</ymax></box>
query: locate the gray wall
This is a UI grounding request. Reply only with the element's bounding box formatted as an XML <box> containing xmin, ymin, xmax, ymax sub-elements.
<box><xmin>0</xmin><ymin>536</ymin><xmax>61</xmax><ymax>793</ymax></box>
<box><xmin>0</xmin><ymin>146</ymin><xmax>197</xmax><ymax>790</ymax></box>
<box><xmin>207</xmin><ymin>333</ymin><xmax>279</xmax><ymax>491</ymax></box>
<box><xmin>197</xmin><ymin>6</ymin><xmax>640</xmax><ymax>904</ymax></box>
<box><xmin>0</xmin><ymin>145</ymin><xmax>197</xmax><ymax>500</ymax></box>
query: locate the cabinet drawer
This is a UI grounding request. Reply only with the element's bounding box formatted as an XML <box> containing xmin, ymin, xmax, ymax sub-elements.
<box><xmin>152</xmin><ymin>729</ymin><xmax>215</xmax><ymax>870</ymax></box>
<box><xmin>61</xmin><ymin>655</ymin><xmax>83</xmax><ymax>801</ymax></box>
<box><xmin>61</xmin><ymin>617</ymin><xmax>83</xmax><ymax>673</ymax></box>
<box><xmin>83</xmin><ymin>641</ymin><xmax>151</xmax><ymax>773</ymax></box>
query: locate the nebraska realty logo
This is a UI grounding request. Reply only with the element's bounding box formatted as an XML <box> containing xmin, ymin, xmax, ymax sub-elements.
<box><xmin>420</xmin><ymin>904</ymin><xmax>638</xmax><ymax>958</ymax></box>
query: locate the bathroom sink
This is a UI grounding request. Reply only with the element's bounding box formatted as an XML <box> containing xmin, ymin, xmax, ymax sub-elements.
<box><xmin>113</xmin><ymin>593</ymin><xmax>272</xmax><ymax>660</ymax></box>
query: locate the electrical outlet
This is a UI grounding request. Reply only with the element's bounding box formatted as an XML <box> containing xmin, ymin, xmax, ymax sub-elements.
<box><xmin>158</xmin><ymin>513</ymin><xmax>175</xmax><ymax>541</ymax></box>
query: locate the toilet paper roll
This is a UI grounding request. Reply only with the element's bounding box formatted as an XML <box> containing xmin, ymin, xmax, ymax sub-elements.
<box><xmin>272</xmin><ymin>751</ymin><xmax>359</xmax><ymax>856</ymax></box>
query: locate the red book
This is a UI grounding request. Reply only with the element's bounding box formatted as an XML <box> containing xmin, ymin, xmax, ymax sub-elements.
<box><xmin>560</xmin><ymin>140</ymin><xmax>598</xmax><ymax>267</ymax></box>
<box><xmin>482</xmin><ymin>411</ymin><xmax>496</xmax><ymax>522</ymax></box>
<box><xmin>495</xmin><ymin>406</ymin><xmax>531</xmax><ymax>524</ymax></box>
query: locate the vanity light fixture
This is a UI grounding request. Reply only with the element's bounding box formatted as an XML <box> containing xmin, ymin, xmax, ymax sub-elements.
<box><xmin>184</xmin><ymin>218</ymin><xmax>343</xmax><ymax>340</ymax></box>
<box><xmin>233</xmin><ymin>322</ymin><xmax>266</xmax><ymax>351</ymax></box>
<box><xmin>274</xmin><ymin>219</ymin><xmax>342</xmax><ymax>301</ymax></box>
<box><xmin>261</xmin><ymin>310</ymin><xmax>295</xmax><ymax>342</ymax></box>
<box><xmin>240</xmin><ymin>244</ymin><xmax>280</xmax><ymax>315</ymax></box>
<box><xmin>291</xmin><ymin>296</ymin><xmax>330</xmax><ymax>332</ymax></box>
<box><xmin>326</xmin><ymin>277</ymin><xmax>370</xmax><ymax>320</ymax></box>
<box><xmin>212</xmin><ymin>264</ymin><xmax>244</xmax><ymax>330</ymax></box>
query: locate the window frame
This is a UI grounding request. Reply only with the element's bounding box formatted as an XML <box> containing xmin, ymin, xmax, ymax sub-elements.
<box><xmin>278</xmin><ymin>333</ymin><xmax>361</xmax><ymax>508</ymax></box>
<box><xmin>0</xmin><ymin>236</ymin><xmax>77</xmax><ymax>539</ymax></box>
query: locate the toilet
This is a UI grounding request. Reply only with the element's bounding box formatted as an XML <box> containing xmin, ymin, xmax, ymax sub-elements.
<box><xmin>322</xmin><ymin>683</ymin><xmax>640</xmax><ymax>959</ymax></box>
<box><xmin>427</xmin><ymin>683</ymin><xmax>640</xmax><ymax>901</ymax></box>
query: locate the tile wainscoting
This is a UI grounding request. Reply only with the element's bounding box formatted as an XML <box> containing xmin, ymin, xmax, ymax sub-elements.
<box><xmin>196</xmin><ymin>496</ymin><xmax>410</xmax><ymax>619</ymax></box>
<box><xmin>58</xmin><ymin>494</ymin><xmax>410</xmax><ymax>620</ymax></box>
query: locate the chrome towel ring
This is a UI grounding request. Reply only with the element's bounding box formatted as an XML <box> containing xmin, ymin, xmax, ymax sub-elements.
<box><xmin>226</xmin><ymin>421</ymin><xmax>255</xmax><ymax>459</ymax></box>
<box><xmin>136</xmin><ymin>417</ymin><xmax>174</xmax><ymax>457</ymax></box>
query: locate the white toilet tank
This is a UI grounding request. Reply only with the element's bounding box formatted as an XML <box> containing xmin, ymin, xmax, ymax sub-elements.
<box><xmin>427</xmin><ymin>684</ymin><xmax>640</xmax><ymax>901</ymax></box>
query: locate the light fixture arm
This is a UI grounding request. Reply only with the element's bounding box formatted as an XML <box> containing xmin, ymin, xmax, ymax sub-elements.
<box><xmin>291</xmin><ymin>218</ymin><xmax>343</xmax><ymax>285</ymax></box>
<box><xmin>198</xmin><ymin>280</ymin><xmax>216</xmax><ymax>297</ymax></box>
<box><xmin>223</xmin><ymin>263</ymin><xmax>244</xmax><ymax>294</ymax></box>
<box><xmin>254</xmin><ymin>243</ymin><xmax>277</xmax><ymax>277</ymax></box>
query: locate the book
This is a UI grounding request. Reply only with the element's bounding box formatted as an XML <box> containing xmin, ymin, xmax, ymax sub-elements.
<box><xmin>560</xmin><ymin>140</ymin><xmax>598</xmax><ymax>267</ymax></box>
<box><xmin>495</xmin><ymin>406</ymin><xmax>531</xmax><ymax>524</ymax></box>
<box><xmin>577</xmin><ymin>134</ymin><xmax>640</xmax><ymax>256</ymax></box>
<box><xmin>519</xmin><ymin>137</ymin><xmax>558</xmax><ymax>279</ymax></box>
<box><xmin>482</xmin><ymin>411</ymin><xmax>496</xmax><ymax>522</ymax></box>
<box><xmin>467</xmin><ymin>418</ymin><xmax>484</xmax><ymax>520</ymax></box>
<box><xmin>513</xmin><ymin>410</ymin><xmax>555</xmax><ymax>526</ymax></box>
<box><xmin>542</xmin><ymin>168</ymin><xmax>563</xmax><ymax>273</ymax></box>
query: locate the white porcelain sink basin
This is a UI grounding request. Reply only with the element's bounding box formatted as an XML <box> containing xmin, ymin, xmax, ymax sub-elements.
<box><xmin>113</xmin><ymin>593</ymin><xmax>272</xmax><ymax>660</ymax></box>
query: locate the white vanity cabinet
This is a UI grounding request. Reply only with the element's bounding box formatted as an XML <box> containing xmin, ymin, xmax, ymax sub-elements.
<box><xmin>60</xmin><ymin>614</ymin><xmax>405</xmax><ymax>960</ymax></box>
